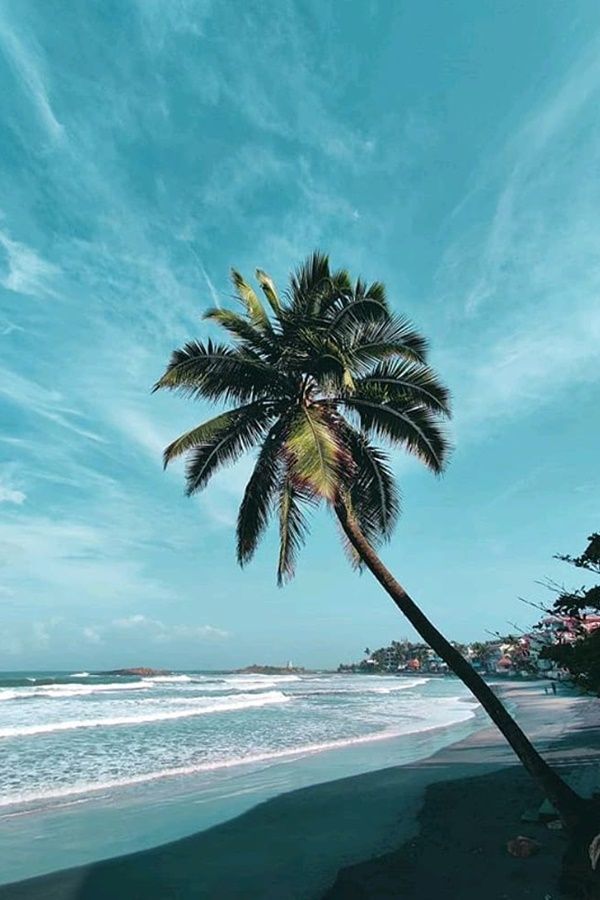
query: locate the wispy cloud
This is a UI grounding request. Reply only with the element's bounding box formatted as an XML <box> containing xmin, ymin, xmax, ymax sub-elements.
<box><xmin>137</xmin><ymin>0</ymin><xmax>368</xmax><ymax>160</ymax></box>
<box><xmin>0</xmin><ymin>229</ymin><xmax>60</xmax><ymax>297</ymax></box>
<box><xmin>0</xmin><ymin>484</ymin><xmax>27</xmax><ymax>508</ymax></box>
<box><xmin>0</xmin><ymin>367</ymin><xmax>107</xmax><ymax>443</ymax></box>
<box><xmin>135</xmin><ymin>0</ymin><xmax>213</xmax><ymax>46</ymax></box>
<box><xmin>0</xmin><ymin>514</ymin><xmax>174</xmax><ymax>611</ymax></box>
<box><xmin>82</xmin><ymin>626</ymin><xmax>103</xmax><ymax>646</ymax></box>
<box><xmin>0</xmin><ymin>613</ymin><xmax>228</xmax><ymax>661</ymax></box>
<box><xmin>0</xmin><ymin>467</ymin><xmax>25</xmax><ymax>505</ymax></box>
<box><xmin>199</xmin><ymin>146</ymin><xmax>286</xmax><ymax>216</ymax></box>
<box><xmin>109</xmin><ymin>407</ymin><xmax>171</xmax><ymax>467</ymax></box>
<box><xmin>0</xmin><ymin>12</ymin><xmax>64</xmax><ymax>141</ymax></box>
<box><xmin>436</xmin><ymin>33</ymin><xmax>600</xmax><ymax>437</ymax></box>
<box><xmin>455</xmin><ymin>300</ymin><xmax>600</xmax><ymax>433</ymax></box>
<box><xmin>111</xmin><ymin>614</ymin><xmax>228</xmax><ymax>640</ymax></box>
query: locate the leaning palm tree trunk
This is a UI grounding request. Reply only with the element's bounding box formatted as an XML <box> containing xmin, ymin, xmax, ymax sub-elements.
<box><xmin>335</xmin><ymin>497</ymin><xmax>587</xmax><ymax>827</ymax></box>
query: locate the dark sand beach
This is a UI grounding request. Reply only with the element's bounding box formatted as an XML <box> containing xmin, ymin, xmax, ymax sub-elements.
<box><xmin>1</xmin><ymin>683</ymin><xmax>597</xmax><ymax>900</ymax></box>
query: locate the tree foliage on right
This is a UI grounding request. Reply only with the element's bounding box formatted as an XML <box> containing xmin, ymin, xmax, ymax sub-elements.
<box><xmin>538</xmin><ymin>533</ymin><xmax>600</xmax><ymax>695</ymax></box>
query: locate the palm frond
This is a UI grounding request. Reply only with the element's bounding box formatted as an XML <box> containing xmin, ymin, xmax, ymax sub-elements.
<box><xmin>342</xmin><ymin>315</ymin><xmax>429</xmax><ymax>367</ymax></box>
<box><xmin>203</xmin><ymin>308</ymin><xmax>275</xmax><ymax>357</ymax></box>
<box><xmin>326</xmin><ymin>294</ymin><xmax>389</xmax><ymax>334</ymax></box>
<box><xmin>340</xmin><ymin>425</ymin><xmax>400</xmax><ymax>543</ymax></box>
<box><xmin>284</xmin><ymin>405</ymin><xmax>347</xmax><ymax>500</ymax></box>
<box><xmin>354</xmin><ymin>360</ymin><xmax>451</xmax><ymax>415</ymax></box>
<box><xmin>154</xmin><ymin>339</ymin><xmax>290</xmax><ymax>403</ymax></box>
<box><xmin>310</xmin><ymin>267</ymin><xmax>353</xmax><ymax>318</ymax></box>
<box><xmin>180</xmin><ymin>402</ymin><xmax>275</xmax><ymax>495</ymax></box>
<box><xmin>342</xmin><ymin>395</ymin><xmax>450</xmax><ymax>474</ymax></box>
<box><xmin>289</xmin><ymin>251</ymin><xmax>331</xmax><ymax>314</ymax></box>
<box><xmin>364</xmin><ymin>281</ymin><xmax>386</xmax><ymax>305</ymax></box>
<box><xmin>277</xmin><ymin>476</ymin><xmax>313</xmax><ymax>585</ymax></box>
<box><xmin>231</xmin><ymin>269</ymin><xmax>270</xmax><ymax>330</ymax></box>
<box><xmin>163</xmin><ymin>407</ymin><xmax>254</xmax><ymax>467</ymax></box>
<box><xmin>255</xmin><ymin>269</ymin><xmax>282</xmax><ymax>316</ymax></box>
<box><xmin>237</xmin><ymin>420</ymin><xmax>287</xmax><ymax>565</ymax></box>
<box><xmin>292</xmin><ymin>333</ymin><xmax>352</xmax><ymax>392</ymax></box>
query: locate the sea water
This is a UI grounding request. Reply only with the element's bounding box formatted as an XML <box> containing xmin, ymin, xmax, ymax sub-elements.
<box><xmin>0</xmin><ymin>670</ymin><xmax>481</xmax><ymax>884</ymax></box>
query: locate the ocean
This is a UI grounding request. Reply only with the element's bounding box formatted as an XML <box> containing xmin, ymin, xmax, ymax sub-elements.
<box><xmin>0</xmin><ymin>670</ymin><xmax>481</xmax><ymax>885</ymax></box>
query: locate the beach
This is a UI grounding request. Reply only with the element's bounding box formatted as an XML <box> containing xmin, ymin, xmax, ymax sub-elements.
<box><xmin>0</xmin><ymin>682</ymin><xmax>597</xmax><ymax>899</ymax></box>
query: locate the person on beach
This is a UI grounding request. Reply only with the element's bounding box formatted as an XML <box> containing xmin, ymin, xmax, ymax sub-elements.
<box><xmin>551</xmin><ymin>682</ymin><xmax>557</xmax><ymax>695</ymax></box>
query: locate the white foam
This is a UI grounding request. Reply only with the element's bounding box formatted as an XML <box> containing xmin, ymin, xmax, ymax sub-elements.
<box><xmin>0</xmin><ymin>681</ymin><xmax>149</xmax><ymax>700</ymax></box>
<box><xmin>0</xmin><ymin>690</ymin><xmax>290</xmax><ymax>739</ymax></box>
<box><xmin>223</xmin><ymin>674</ymin><xmax>301</xmax><ymax>689</ymax></box>
<box><xmin>69</xmin><ymin>672</ymin><xmax>90</xmax><ymax>678</ymax></box>
<box><xmin>0</xmin><ymin>673</ymin><xmax>299</xmax><ymax>702</ymax></box>
<box><xmin>227</xmin><ymin>674</ymin><xmax>300</xmax><ymax>681</ymax></box>
<box><xmin>144</xmin><ymin>674</ymin><xmax>193</xmax><ymax>684</ymax></box>
<box><xmin>300</xmin><ymin>678</ymin><xmax>429</xmax><ymax>696</ymax></box>
<box><xmin>0</xmin><ymin>702</ymin><xmax>477</xmax><ymax>810</ymax></box>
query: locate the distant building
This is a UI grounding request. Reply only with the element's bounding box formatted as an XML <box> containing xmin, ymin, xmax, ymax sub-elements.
<box><xmin>339</xmin><ymin>622</ymin><xmax>595</xmax><ymax>679</ymax></box>
<box><xmin>495</xmin><ymin>655</ymin><xmax>513</xmax><ymax>673</ymax></box>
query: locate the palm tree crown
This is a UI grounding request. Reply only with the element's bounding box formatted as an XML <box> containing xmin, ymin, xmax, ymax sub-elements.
<box><xmin>155</xmin><ymin>252</ymin><xmax>451</xmax><ymax>584</ymax></box>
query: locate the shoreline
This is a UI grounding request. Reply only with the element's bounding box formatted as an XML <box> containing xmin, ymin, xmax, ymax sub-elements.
<box><xmin>0</xmin><ymin>701</ymin><xmax>478</xmax><ymax>813</ymax></box>
<box><xmin>326</xmin><ymin>692</ymin><xmax>600</xmax><ymax>899</ymax></box>
<box><xmin>0</xmin><ymin>682</ymin><xmax>597</xmax><ymax>899</ymax></box>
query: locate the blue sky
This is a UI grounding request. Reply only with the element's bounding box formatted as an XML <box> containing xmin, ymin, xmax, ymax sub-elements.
<box><xmin>1</xmin><ymin>0</ymin><xmax>599</xmax><ymax>670</ymax></box>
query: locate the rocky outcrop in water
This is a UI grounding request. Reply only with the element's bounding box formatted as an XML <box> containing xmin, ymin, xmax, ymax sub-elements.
<box><xmin>99</xmin><ymin>668</ymin><xmax>171</xmax><ymax>677</ymax></box>
<box><xmin>234</xmin><ymin>665</ymin><xmax>306</xmax><ymax>675</ymax></box>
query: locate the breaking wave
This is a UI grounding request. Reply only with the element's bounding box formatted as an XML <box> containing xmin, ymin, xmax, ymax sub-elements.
<box><xmin>0</xmin><ymin>691</ymin><xmax>290</xmax><ymax>738</ymax></box>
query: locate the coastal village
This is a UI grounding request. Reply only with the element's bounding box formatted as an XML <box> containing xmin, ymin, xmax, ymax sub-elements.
<box><xmin>338</xmin><ymin>613</ymin><xmax>600</xmax><ymax>678</ymax></box>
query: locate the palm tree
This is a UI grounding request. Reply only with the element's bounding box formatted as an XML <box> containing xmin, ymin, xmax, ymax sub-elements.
<box><xmin>154</xmin><ymin>252</ymin><xmax>592</xmax><ymax>832</ymax></box>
